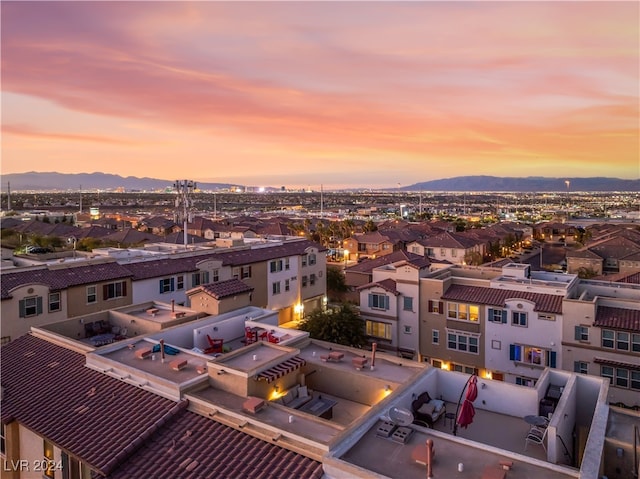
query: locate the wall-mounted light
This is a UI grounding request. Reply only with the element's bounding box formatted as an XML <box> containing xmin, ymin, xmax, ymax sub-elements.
<box><xmin>616</xmin><ymin>447</ymin><xmax>624</xmax><ymax>458</ymax></box>
<box><xmin>217</xmin><ymin>370</ymin><xmax>226</xmax><ymax>375</ymax></box>
<box><xmin>213</xmin><ymin>326</ymin><xmax>218</xmax><ymax>332</ymax></box>
<box><xmin>385</xmin><ymin>385</ymin><xmax>390</xmax><ymax>392</ymax></box>
<box><xmin>274</xmin><ymin>385</ymin><xmax>279</xmax><ymax>392</ymax></box>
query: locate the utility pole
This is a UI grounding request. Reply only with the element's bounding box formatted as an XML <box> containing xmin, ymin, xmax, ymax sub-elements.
<box><xmin>174</xmin><ymin>180</ymin><xmax>196</xmax><ymax>249</ymax></box>
<box><xmin>7</xmin><ymin>181</ymin><xmax>10</xmax><ymax>211</ymax></box>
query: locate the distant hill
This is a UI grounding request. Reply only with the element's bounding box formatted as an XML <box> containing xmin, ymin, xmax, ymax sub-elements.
<box><xmin>402</xmin><ymin>176</ymin><xmax>640</xmax><ymax>192</ymax></box>
<box><xmin>1</xmin><ymin>172</ymin><xmax>638</xmax><ymax>192</ymax></box>
<box><xmin>0</xmin><ymin>172</ymin><xmax>236</xmax><ymax>192</ymax></box>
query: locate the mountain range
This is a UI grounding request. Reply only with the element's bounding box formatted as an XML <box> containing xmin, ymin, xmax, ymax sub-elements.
<box><xmin>1</xmin><ymin>172</ymin><xmax>638</xmax><ymax>192</ymax></box>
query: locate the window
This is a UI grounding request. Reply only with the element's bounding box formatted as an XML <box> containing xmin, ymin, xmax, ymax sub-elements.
<box><xmin>510</xmin><ymin>344</ymin><xmax>556</xmax><ymax>368</ymax></box>
<box><xmin>103</xmin><ymin>281</ymin><xmax>126</xmax><ymax>300</ymax></box>
<box><xmin>432</xmin><ymin>359</ymin><xmax>442</xmax><ymax>368</ymax></box>
<box><xmin>302</xmin><ymin>255</ymin><xmax>307</xmax><ymax>267</ymax></box>
<box><xmin>446</xmin><ymin>330</ymin><xmax>480</xmax><ymax>354</ymax></box>
<box><xmin>191</xmin><ymin>271</ymin><xmax>209</xmax><ymax>287</ymax></box>
<box><xmin>309</xmin><ymin>253</ymin><xmax>316</xmax><ymax>265</ymax></box>
<box><xmin>366</xmin><ymin>320</ymin><xmax>391</xmax><ymax>339</ymax></box>
<box><xmin>285</xmin><ymin>279</ymin><xmax>290</xmax><ymax>292</ymax></box>
<box><xmin>61</xmin><ymin>451</ymin><xmax>89</xmax><ymax>479</ymax></box>
<box><xmin>432</xmin><ymin>330</ymin><xmax>439</xmax><ymax>345</ymax></box>
<box><xmin>310</xmin><ymin>273</ymin><xmax>316</xmax><ymax>286</ymax></box>
<box><xmin>302</xmin><ymin>275</ymin><xmax>308</xmax><ymax>287</ymax></box>
<box><xmin>270</xmin><ymin>260</ymin><xmax>283</xmax><ymax>273</ymax></box>
<box><xmin>43</xmin><ymin>439</ymin><xmax>55</xmax><ymax>479</ymax></box>
<box><xmin>159</xmin><ymin>278</ymin><xmax>174</xmax><ymax>294</ymax></box>
<box><xmin>19</xmin><ymin>296</ymin><xmax>43</xmax><ymax>318</ymax></box>
<box><xmin>512</xmin><ymin>312</ymin><xmax>527</xmax><ymax>327</ymax></box>
<box><xmin>617</xmin><ymin>332</ymin><xmax>629</xmax><ymax>351</ymax></box>
<box><xmin>48</xmin><ymin>292</ymin><xmax>61</xmax><ymax>312</ymax></box>
<box><xmin>368</xmin><ymin>293</ymin><xmax>389</xmax><ymax>310</ymax></box>
<box><xmin>574</xmin><ymin>361</ymin><xmax>588</xmax><ymax>374</ymax></box>
<box><xmin>241</xmin><ymin>266</ymin><xmax>252</xmax><ymax>279</ymax></box>
<box><xmin>177</xmin><ymin>275</ymin><xmax>184</xmax><ymax>290</ymax></box>
<box><xmin>574</xmin><ymin>325</ymin><xmax>589</xmax><ymax>341</ymax></box>
<box><xmin>87</xmin><ymin>286</ymin><xmax>97</xmax><ymax>304</ymax></box>
<box><xmin>403</xmin><ymin>297</ymin><xmax>413</xmax><ymax>311</ymax></box>
<box><xmin>489</xmin><ymin>308</ymin><xmax>507</xmax><ymax>323</ymax></box>
<box><xmin>601</xmin><ymin>366</ymin><xmax>614</xmax><ymax>385</ymax></box>
<box><xmin>633</xmin><ymin>333</ymin><xmax>640</xmax><ymax>353</ymax></box>
<box><xmin>602</xmin><ymin>330</ymin><xmax>614</xmax><ymax>348</ymax></box>
<box><xmin>447</xmin><ymin>302</ymin><xmax>479</xmax><ymax>321</ymax></box>
<box><xmin>515</xmin><ymin>376</ymin><xmax>537</xmax><ymax>387</ymax></box>
<box><xmin>633</xmin><ymin>371</ymin><xmax>640</xmax><ymax>390</ymax></box>
<box><xmin>538</xmin><ymin>313</ymin><xmax>556</xmax><ymax>321</ymax></box>
<box><xmin>285</xmin><ymin>258</ymin><xmax>290</xmax><ymax>270</ymax></box>
<box><xmin>440</xmin><ymin>248</ymin><xmax>446</xmax><ymax>256</ymax></box>
<box><xmin>451</xmin><ymin>249</ymin><xmax>457</xmax><ymax>257</ymax></box>
<box><xmin>0</xmin><ymin>336</ymin><xmax>10</xmax><ymax>345</ymax></box>
<box><xmin>404</xmin><ymin>325</ymin><xmax>412</xmax><ymax>334</ymax></box>
<box><xmin>272</xmin><ymin>282</ymin><xmax>281</xmax><ymax>295</ymax></box>
<box><xmin>428</xmin><ymin>300</ymin><xmax>443</xmax><ymax>314</ymax></box>
<box><xmin>615</xmin><ymin>368</ymin><xmax>629</xmax><ymax>388</ymax></box>
<box><xmin>212</xmin><ymin>269</ymin><xmax>219</xmax><ymax>282</ymax></box>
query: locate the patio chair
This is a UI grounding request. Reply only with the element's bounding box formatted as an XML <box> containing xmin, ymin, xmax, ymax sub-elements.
<box><xmin>244</xmin><ymin>327</ymin><xmax>257</xmax><ymax>345</ymax></box>
<box><xmin>204</xmin><ymin>335</ymin><xmax>224</xmax><ymax>354</ymax></box>
<box><xmin>524</xmin><ymin>425</ymin><xmax>547</xmax><ymax>452</ymax></box>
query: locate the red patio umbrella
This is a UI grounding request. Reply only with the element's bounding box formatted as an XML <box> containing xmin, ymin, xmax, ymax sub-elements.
<box><xmin>455</xmin><ymin>375</ymin><xmax>478</xmax><ymax>431</ymax></box>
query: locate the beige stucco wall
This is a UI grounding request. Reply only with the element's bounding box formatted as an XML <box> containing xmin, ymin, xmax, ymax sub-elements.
<box><xmin>66</xmin><ymin>280</ymin><xmax>132</xmax><ymax>318</ymax></box>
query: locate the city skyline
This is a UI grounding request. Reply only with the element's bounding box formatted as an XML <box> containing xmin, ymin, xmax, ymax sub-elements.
<box><xmin>1</xmin><ymin>1</ymin><xmax>638</xmax><ymax>189</ymax></box>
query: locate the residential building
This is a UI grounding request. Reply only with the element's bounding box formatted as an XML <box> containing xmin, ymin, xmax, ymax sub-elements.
<box><xmin>0</xmin><ymin>260</ymin><xmax>133</xmax><ymax>344</ymax></box>
<box><xmin>407</xmin><ymin>231</ymin><xmax>485</xmax><ymax>264</ymax></box>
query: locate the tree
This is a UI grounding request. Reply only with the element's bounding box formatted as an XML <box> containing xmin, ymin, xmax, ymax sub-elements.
<box><xmin>326</xmin><ymin>266</ymin><xmax>348</xmax><ymax>300</ymax></box>
<box><xmin>577</xmin><ymin>267</ymin><xmax>598</xmax><ymax>279</ymax></box>
<box><xmin>363</xmin><ymin>219</ymin><xmax>378</xmax><ymax>233</ymax></box>
<box><xmin>464</xmin><ymin>251</ymin><xmax>483</xmax><ymax>266</ymax></box>
<box><xmin>299</xmin><ymin>303</ymin><xmax>367</xmax><ymax>347</ymax></box>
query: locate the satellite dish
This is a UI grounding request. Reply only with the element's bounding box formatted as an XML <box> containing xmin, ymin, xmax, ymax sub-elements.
<box><xmin>389</xmin><ymin>406</ymin><xmax>414</xmax><ymax>426</ymax></box>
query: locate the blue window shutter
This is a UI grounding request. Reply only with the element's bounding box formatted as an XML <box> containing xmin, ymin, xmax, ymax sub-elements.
<box><xmin>502</xmin><ymin>310</ymin><xmax>507</xmax><ymax>323</ymax></box>
<box><xmin>573</xmin><ymin>361</ymin><xmax>580</xmax><ymax>373</ymax></box>
<box><xmin>204</xmin><ymin>271</ymin><xmax>209</xmax><ymax>283</ymax></box>
<box><xmin>368</xmin><ymin>294</ymin><xmax>373</xmax><ymax>307</ymax></box>
<box><xmin>488</xmin><ymin>308</ymin><xmax>494</xmax><ymax>320</ymax></box>
<box><xmin>36</xmin><ymin>297</ymin><xmax>43</xmax><ymax>315</ymax></box>
<box><xmin>574</xmin><ymin>326</ymin><xmax>580</xmax><ymax>340</ymax></box>
<box><xmin>19</xmin><ymin>299</ymin><xmax>26</xmax><ymax>318</ymax></box>
<box><xmin>509</xmin><ymin>344</ymin><xmax>521</xmax><ymax>361</ymax></box>
<box><xmin>550</xmin><ymin>351</ymin><xmax>557</xmax><ymax>368</ymax></box>
<box><xmin>170</xmin><ymin>278</ymin><xmax>175</xmax><ymax>291</ymax></box>
<box><xmin>159</xmin><ymin>280</ymin><xmax>164</xmax><ymax>293</ymax></box>
<box><xmin>384</xmin><ymin>296</ymin><xmax>389</xmax><ymax>310</ymax></box>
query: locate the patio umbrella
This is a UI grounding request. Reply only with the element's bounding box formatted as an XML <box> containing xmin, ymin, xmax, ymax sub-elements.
<box><xmin>456</xmin><ymin>375</ymin><xmax>478</xmax><ymax>431</ymax></box>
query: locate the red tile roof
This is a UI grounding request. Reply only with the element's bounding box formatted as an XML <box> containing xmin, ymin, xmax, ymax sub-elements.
<box><xmin>594</xmin><ymin>357</ymin><xmax>640</xmax><ymax>371</ymax></box>
<box><xmin>109</xmin><ymin>410</ymin><xmax>324</xmax><ymax>479</ymax></box>
<box><xmin>0</xmin><ymin>335</ymin><xmax>184</xmax><ymax>476</ymax></box>
<box><xmin>441</xmin><ymin>284</ymin><xmax>564</xmax><ymax>314</ymax></box>
<box><xmin>357</xmin><ymin>278</ymin><xmax>399</xmax><ymax>295</ymax></box>
<box><xmin>594</xmin><ymin>306</ymin><xmax>640</xmax><ymax>332</ymax></box>
<box><xmin>1</xmin><ymin>335</ymin><xmax>324</xmax><ymax>478</ymax></box>
<box><xmin>1</xmin><ymin>262</ymin><xmax>133</xmax><ymax>299</ymax></box>
<box><xmin>190</xmin><ymin>278</ymin><xmax>254</xmax><ymax>300</ymax></box>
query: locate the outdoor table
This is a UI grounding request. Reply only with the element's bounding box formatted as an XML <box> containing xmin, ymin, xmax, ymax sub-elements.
<box><xmin>524</xmin><ymin>415</ymin><xmax>548</xmax><ymax>427</ymax></box>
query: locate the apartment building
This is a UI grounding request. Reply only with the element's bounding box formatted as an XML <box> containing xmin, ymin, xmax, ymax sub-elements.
<box><xmin>357</xmin><ymin>256</ymin><xmax>432</xmax><ymax>358</ymax></box>
<box><xmin>0</xmin><ymin>239</ymin><xmax>326</xmax><ymax>342</ymax></box>
<box><xmin>562</xmin><ymin>279</ymin><xmax>640</xmax><ymax>408</ymax></box>
<box><xmin>1</xmin><ymin>307</ymin><xmax>617</xmax><ymax>479</ymax></box>
<box><xmin>0</xmin><ymin>260</ymin><xmax>133</xmax><ymax>344</ymax></box>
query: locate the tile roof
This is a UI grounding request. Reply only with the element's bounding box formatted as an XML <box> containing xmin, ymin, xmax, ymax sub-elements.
<box><xmin>357</xmin><ymin>278</ymin><xmax>399</xmax><ymax>295</ymax></box>
<box><xmin>1</xmin><ymin>262</ymin><xmax>133</xmax><ymax>299</ymax></box>
<box><xmin>594</xmin><ymin>306</ymin><xmax>640</xmax><ymax>332</ymax></box>
<box><xmin>191</xmin><ymin>278</ymin><xmax>254</xmax><ymax>300</ymax></box>
<box><xmin>346</xmin><ymin>250</ymin><xmax>427</xmax><ymax>274</ymax></box>
<box><xmin>162</xmin><ymin>231</ymin><xmax>209</xmax><ymax>244</ymax></box>
<box><xmin>102</xmin><ymin>228</ymin><xmax>163</xmax><ymax>244</ymax></box>
<box><xmin>441</xmin><ymin>284</ymin><xmax>564</xmax><ymax>314</ymax></box>
<box><xmin>108</xmin><ymin>410</ymin><xmax>324</xmax><ymax>479</ymax></box>
<box><xmin>418</xmin><ymin>231</ymin><xmax>483</xmax><ymax>249</ymax></box>
<box><xmin>122</xmin><ymin>257</ymin><xmax>202</xmax><ymax>281</ymax></box>
<box><xmin>0</xmin><ymin>334</ymin><xmax>184</xmax><ymax>476</ymax></box>
<box><xmin>213</xmin><ymin>240</ymin><xmax>325</xmax><ymax>266</ymax></box>
<box><xmin>594</xmin><ymin>357</ymin><xmax>640</xmax><ymax>371</ymax></box>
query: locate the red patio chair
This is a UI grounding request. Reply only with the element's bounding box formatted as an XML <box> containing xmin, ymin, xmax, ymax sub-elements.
<box><xmin>204</xmin><ymin>335</ymin><xmax>224</xmax><ymax>354</ymax></box>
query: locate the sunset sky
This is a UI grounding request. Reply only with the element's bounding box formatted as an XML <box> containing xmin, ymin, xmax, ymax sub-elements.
<box><xmin>1</xmin><ymin>1</ymin><xmax>638</xmax><ymax>189</ymax></box>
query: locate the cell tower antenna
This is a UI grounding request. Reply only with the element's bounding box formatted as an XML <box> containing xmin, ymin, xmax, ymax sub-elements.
<box><xmin>174</xmin><ymin>180</ymin><xmax>196</xmax><ymax>249</ymax></box>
